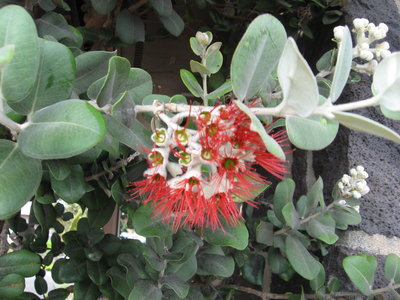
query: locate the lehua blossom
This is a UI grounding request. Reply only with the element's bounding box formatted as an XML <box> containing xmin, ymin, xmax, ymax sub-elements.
<box><xmin>128</xmin><ymin>102</ymin><xmax>289</xmax><ymax>231</ymax></box>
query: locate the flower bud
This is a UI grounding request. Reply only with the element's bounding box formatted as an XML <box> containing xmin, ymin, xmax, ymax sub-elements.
<box><xmin>350</xmin><ymin>168</ymin><xmax>357</xmax><ymax>177</ymax></box>
<box><xmin>196</xmin><ymin>31</ymin><xmax>211</xmax><ymax>46</ymax></box>
<box><xmin>353</xmin><ymin>18</ymin><xmax>369</xmax><ymax>29</ymax></box>
<box><xmin>352</xmin><ymin>191</ymin><xmax>362</xmax><ymax>199</ymax></box>
<box><xmin>380</xmin><ymin>49</ymin><xmax>391</xmax><ymax>58</ymax></box>
<box><xmin>378</xmin><ymin>23</ymin><xmax>389</xmax><ymax>33</ymax></box>
<box><xmin>359</xmin><ymin>50</ymin><xmax>374</xmax><ymax>61</ymax></box>
<box><xmin>334</xmin><ymin>26</ymin><xmax>345</xmax><ymax>41</ymax></box>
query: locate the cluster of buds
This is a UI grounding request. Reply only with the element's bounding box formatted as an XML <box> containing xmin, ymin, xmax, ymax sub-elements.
<box><xmin>334</xmin><ymin>18</ymin><xmax>391</xmax><ymax>75</ymax></box>
<box><xmin>129</xmin><ymin>102</ymin><xmax>288</xmax><ymax>231</ymax></box>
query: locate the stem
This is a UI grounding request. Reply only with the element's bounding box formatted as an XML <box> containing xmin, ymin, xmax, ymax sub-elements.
<box><xmin>315</xmin><ymin>95</ymin><xmax>380</xmax><ymax>115</ymax></box>
<box><xmin>128</xmin><ymin>0</ymin><xmax>148</xmax><ymax>12</ymax></box>
<box><xmin>0</xmin><ymin>97</ymin><xmax>22</xmax><ymax>134</ymax></box>
<box><xmin>202</xmin><ymin>74</ymin><xmax>208</xmax><ymax>106</ymax></box>
<box><xmin>222</xmin><ymin>283</ymin><xmax>400</xmax><ymax>299</ymax></box>
<box><xmin>274</xmin><ymin>201</ymin><xmax>337</xmax><ymax>236</ymax></box>
<box><xmin>85</xmin><ymin>153</ymin><xmax>140</xmax><ymax>182</ymax></box>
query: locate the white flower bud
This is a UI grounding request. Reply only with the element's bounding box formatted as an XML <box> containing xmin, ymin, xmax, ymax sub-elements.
<box><xmin>338</xmin><ymin>182</ymin><xmax>344</xmax><ymax>190</ymax></box>
<box><xmin>353</xmin><ymin>18</ymin><xmax>369</xmax><ymax>29</ymax></box>
<box><xmin>350</xmin><ymin>168</ymin><xmax>357</xmax><ymax>177</ymax></box>
<box><xmin>196</xmin><ymin>32</ymin><xmax>210</xmax><ymax>46</ymax></box>
<box><xmin>341</xmin><ymin>174</ymin><xmax>350</xmax><ymax>184</ymax></box>
<box><xmin>378</xmin><ymin>23</ymin><xmax>389</xmax><ymax>33</ymax></box>
<box><xmin>356</xmin><ymin>165</ymin><xmax>365</xmax><ymax>172</ymax></box>
<box><xmin>368</xmin><ymin>23</ymin><xmax>376</xmax><ymax>31</ymax></box>
<box><xmin>376</xmin><ymin>41</ymin><xmax>390</xmax><ymax>50</ymax></box>
<box><xmin>352</xmin><ymin>191</ymin><xmax>362</xmax><ymax>199</ymax></box>
<box><xmin>360</xmin><ymin>170</ymin><xmax>369</xmax><ymax>179</ymax></box>
<box><xmin>354</xmin><ymin>205</ymin><xmax>360</xmax><ymax>213</ymax></box>
<box><xmin>380</xmin><ymin>49</ymin><xmax>391</xmax><ymax>58</ymax></box>
<box><xmin>359</xmin><ymin>42</ymin><xmax>370</xmax><ymax>50</ymax></box>
<box><xmin>359</xmin><ymin>50</ymin><xmax>374</xmax><ymax>61</ymax></box>
<box><xmin>338</xmin><ymin>199</ymin><xmax>347</xmax><ymax>206</ymax></box>
<box><xmin>334</xmin><ymin>26</ymin><xmax>345</xmax><ymax>41</ymax></box>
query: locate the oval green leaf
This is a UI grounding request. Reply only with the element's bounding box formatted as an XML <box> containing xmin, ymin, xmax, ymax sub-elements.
<box><xmin>0</xmin><ymin>5</ymin><xmax>39</xmax><ymax>102</ymax></box>
<box><xmin>18</xmin><ymin>100</ymin><xmax>106</xmax><ymax>159</ymax></box>
<box><xmin>0</xmin><ymin>249</ymin><xmax>41</xmax><ymax>277</ymax></box>
<box><xmin>159</xmin><ymin>9</ymin><xmax>184</xmax><ymax>37</ymax></box>
<box><xmin>343</xmin><ymin>254</ymin><xmax>377</xmax><ymax>295</ymax></box>
<box><xmin>116</xmin><ymin>9</ymin><xmax>145</xmax><ymax>45</ymax></box>
<box><xmin>180</xmin><ymin>69</ymin><xmax>203</xmax><ymax>97</ymax></box>
<box><xmin>231</xmin><ymin>14</ymin><xmax>287</xmax><ymax>100</ymax></box>
<box><xmin>384</xmin><ymin>254</ymin><xmax>400</xmax><ymax>284</ymax></box>
<box><xmin>128</xmin><ymin>280</ymin><xmax>162</xmax><ymax>300</ymax></box>
<box><xmin>286</xmin><ymin>115</ymin><xmax>339</xmax><ymax>150</ymax></box>
<box><xmin>203</xmin><ymin>220</ymin><xmax>249</xmax><ymax>250</ymax></box>
<box><xmin>0</xmin><ymin>140</ymin><xmax>42</xmax><ymax>220</ymax></box>
<box><xmin>0</xmin><ymin>273</ymin><xmax>24</xmax><ymax>298</ymax></box>
<box><xmin>90</xmin><ymin>0</ymin><xmax>116</xmax><ymax>15</ymax></box>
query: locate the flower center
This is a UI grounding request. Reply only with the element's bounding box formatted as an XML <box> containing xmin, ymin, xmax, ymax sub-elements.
<box><xmin>223</xmin><ymin>158</ymin><xmax>238</xmax><ymax>170</ymax></box>
<box><xmin>206</xmin><ymin>124</ymin><xmax>218</xmax><ymax>136</ymax></box>
<box><xmin>149</xmin><ymin>151</ymin><xmax>164</xmax><ymax>166</ymax></box>
<box><xmin>201</xmin><ymin>149</ymin><xmax>213</xmax><ymax>161</ymax></box>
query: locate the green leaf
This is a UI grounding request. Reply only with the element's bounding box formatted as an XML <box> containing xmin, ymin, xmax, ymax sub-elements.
<box><xmin>333</xmin><ymin>111</ymin><xmax>400</xmax><ymax>144</ymax></box>
<box><xmin>128</xmin><ymin>280</ymin><xmax>162</xmax><ymax>300</ymax></box>
<box><xmin>278</xmin><ymin>38</ymin><xmax>319</xmax><ymax>117</ymax></box>
<box><xmin>105</xmin><ymin>114</ymin><xmax>152</xmax><ymax>155</ymax></box>
<box><xmin>73</xmin><ymin>50</ymin><xmax>116</xmax><ymax>95</ymax></box>
<box><xmin>18</xmin><ymin>100</ymin><xmax>106</xmax><ymax>159</ymax></box>
<box><xmin>0</xmin><ymin>249</ymin><xmax>41</xmax><ymax>277</ymax></box>
<box><xmin>273</xmin><ymin>179</ymin><xmax>295</xmax><ymax>223</ymax></box>
<box><xmin>36</xmin><ymin>12</ymin><xmax>82</xmax><ymax>47</ymax></box>
<box><xmin>189</xmin><ymin>37</ymin><xmax>203</xmax><ymax>56</ymax></box>
<box><xmin>45</xmin><ymin>160</ymin><xmax>71</xmax><ymax>181</ymax></box>
<box><xmin>169</xmin><ymin>94</ymin><xmax>187</xmax><ymax>104</ymax></box>
<box><xmin>306</xmin><ymin>214</ymin><xmax>339</xmax><ymax>244</ymax></box>
<box><xmin>47</xmin><ymin>288</ymin><xmax>70</xmax><ymax>300</ymax></box>
<box><xmin>0</xmin><ymin>140</ymin><xmax>42</xmax><ymax>220</ymax></box>
<box><xmin>282</xmin><ymin>202</ymin><xmax>300</xmax><ymax>229</ymax></box>
<box><xmin>242</xmin><ymin>253</ymin><xmax>264</xmax><ymax>285</ymax></box>
<box><xmin>231</xmin><ymin>14</ymin><xmax>287</xmax><ymax>100</ymax></box>
<box><xmin>53</xmin><ymin>259</ymin><xmax>87</xmax><ymax>283</ymax></box>
<box><xmin>96</xmin><ymin>56</ymin><xmax>131</xmax><ymax>107</ymax></box>
<box><xmin>235</xmin><ymin>100</ymin><xmax>285</xmax><ymax>160</ymax></box>
<box><xmin>0</xmin><ymin>44</ymin><xmax>14</xmax><ymax>66</ymax></box>
<box><xmin>0</xmin><ymin>273</ymin><xmax>24</xmax><ymax>298</ymax></box>
<box><xmin>316</xmin><ymin>49</ymin><xmax>336</xmax><ymax>73</ymax></box>
<box><xmin>384</xmin><ymin>254</ymin><xmax>400</xmax><ymax>284</ymax></box>
<box><xmin>90</xmin><ymin>0</ymin><xmax>116</xmax><ymax>15</ymax></box>
<box><xmin>106</xmin><ymin>266</ymin><xmax>132</xmax><ymax>298</ymax></box>
<box><xmin>116</xmin><ymin>9</ymin><xmax>145</xmax><ymax>45</ymax></box>
<box><xmin>149</xmin><ymin>0</ymin><xmax>172</xmax><ymax>16</ymax></box>
<box><xmin>205</xmin><ymin>42</ymin><xmax>222</xmax><ymax>58</ymax></box>
<box><xmin>286</xmin><ymin>235</ymin><xmax>322</xmax><ymax>280</ymax></box>
<box><xmin>161</xmin><ymin>275</ymin><xmax>190</xmax><ymax>299</ymax></box>
<box><xmin>343</xmin><ymin>255</ymin><xmax>377</xmax><ymax>295</ymax></box>
<box><xmin>142</xmin><ymin>94</ymin><xmax>170</xmax><ymax>105</ymax></box>
<box><xmin>286</xmin><ymin>115</ymin><xmax>339</xmax><ymax>150</ymax></box>
<box><xmin>203</xmin><ymin>220</ymin><xmax>249</xmax><ymax>250</ymax></box>
<box><xmin>372</xmin><ymin>53</ymin><xmax>400</xmax><ymax>112</ymax></box>
<box><xmin>159</xmin><ymin>9</ymin><xmax>184</xmax><ymax>37</ymax></box>
<box><xmin>126</xmin><ymin>68</ymin><xmax>153</xmax><ymax>105</ymax></box>
<box><xmin>310</xmin><ymin>266</ymin><xmax>325</xmax><ymax>291</ymax></box>
<box><xmin>86</xmin><ymin>261</ymin><xmax>108</xmax><ymax>286</ymax></box>
<box><xmin>32</xmin><ymin>200</ymin><xmax>56</xmax><ymax>231</ymax></box>
<box><xmin>8</xmin><ymin>38</ymin><xmax>75</xmax><ymax>115</ymax></box>
<box><xmin>207</xmin><ymin>80</ymin><xmax>232</xmax><ymax>100</ymax></box>
<box><xmin>190</xmin><ymin>60</ymin><xmax>211</xmax><ymax>76</ymax></box>
<box><xmin>205</xmin><ymin>51</ymin><xmax>223</xmax><ymax>74</ymax></box>
<box><xmin>330</xmin><ymin>207</ymin><xmax>361</xmax><ymax>227</ymax></box>
<box><xmin>256</xmin><ymin>221</ymin><xmax>274</xmax><ymax>246</ymax></box>
<box><xmin>196</xmin><ymin>253</ymin><xmax>235</xmax><ymax>277</ymax></box>
<box><xmin>329</xmin><ymin>26</ymin><xmax>352</xmax><ymax>102</ymax></box>
<box><xmin>132</xmin><ymin>204</ymin><xmax>171</xmax><ymax>238</ymax></box>
<box><xmin>73</xmin><ymin>281</ymin><xmax>100</xmax><ymax>300</ymax></box>
<box><xmin>180</xmin><ymin>69</ymin><xmax>202</xmax><ymax>97</ymax></box>
<box><xmin>268</xmin><ymin>248</ymin><xmax>289</xmax><ymax>274</ymax></box>
<box><xmin>34</xmin><ymin>275</ymin><xmax>48</xmax><ymax>295</ymax></box>
<box><xmin>0</xmin><ymin>5</ymin><xmax>39</xmax><ymax>102</ymax></box>
<box><xmin>88</xmin><ymin>198</ymin><xmax>116</xmax><ymax>228</ymax></box>
<box><xmin>166</xmin><ymin>256</ymin><xmax>197</xmax><ymax>281</ymax></box>
<box><xmin>50</xmin><ymin>165</ymin><xmax>87</xmax><ymax>203</ymax></box>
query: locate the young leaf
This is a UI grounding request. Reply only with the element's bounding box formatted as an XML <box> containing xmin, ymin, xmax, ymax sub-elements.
<box><xmin>0</xmin><ymin>5</ymin><xmax>39</xmax><ymax>102</ymax></box>
<box><xmin>18</xmin><ymin>100</ymin><xmax>106</xmax><ymax>159</ymax></box>
<box><xmin>384</xmin><ymin>254</ymin><xmax>400</xmax><ymax>284</ymax></box>
<box><xmin>329</xmin><ymin>26</ymin><xmax>353</xmax><ymax>102</ymax></box>
<box><xmin>231</xmin><ymin>14</ymin><xmax>287</xmax><ymax>100</ymax></box>
<box><xmin>235</xmin><ymin>100</ymin><xmax>285</xmax><ymax>160</ymax></box>
<box><xmin>203</xmin><ymin>220</ymin><xmax>249</xmax><ymax>250</ymax></box>
<box><xmin>285</xmin><ymin>234</ymin><xmax>322</xmax><ymax>280</ymax></box>
<box><xmin>286</xmin><ymin>115</ymin><xmax>339</xmax><ymax>150</ymax></box>
<box><xmin>278</xmin><ymin>38</ymin><xmax>319</xmax><ymax>117</ymax></box>
<box><xmin>273</xmin><ymin>179</ymin><xmax>296</xmax><ymax>223</ymax></box>
<box><xmin>0</xmin><ymin>140</ymin><xmax>42</xmax><ymax>220</ymax></box>
<box><xmin>333</xmin><ymin>111</ymin><xmax>400</xmax><ymax>144</ymax></box>
<box><xmin>180</xmin><ymin>69</ymin><xmax>203</xmax><ymax>97</ymax></box>
<box><xmin>190</xmin><ymin>60</ymin><xmax>211</xmax><ymax>75</ymax></box>
<box><xmin>343</xmin><ymin>255</ymin><xmax>377</xmax><ymax>295</ymax></box>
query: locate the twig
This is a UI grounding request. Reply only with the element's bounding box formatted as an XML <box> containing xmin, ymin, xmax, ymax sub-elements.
<box><xmin>274</xmin><ymin>201</ymin><xmax>336</xmax><ymax>236</ymax></box>
<box><xmin>128</xmin><ymin>0</ymin><xmax>148</xmax><ymax>12</ymax></box>
<box><xmin>85</xmin><ymin>153</ymin><xmax>140</xmax><ymax>182</ymax></box>
<box><xmin>0</xmin><ymin>221</ymin><xmax>9</xmax><ymax>256</ymax></box>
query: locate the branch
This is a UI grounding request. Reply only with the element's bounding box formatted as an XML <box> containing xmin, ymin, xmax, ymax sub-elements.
<box><xmin>128</xmin><ymin>0</ymin><xmax>148</xmax><ymax>12</ymax></box>
<box><xmin>0</xmin><ymin>221</ymin><xmax>9</xmax><ymax>256</ymax></box>
<box><xmin>85</xmin><ymin>153</ymin><xmax>140</xmax><ymax>182</ymax></box>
